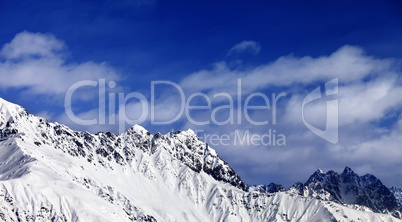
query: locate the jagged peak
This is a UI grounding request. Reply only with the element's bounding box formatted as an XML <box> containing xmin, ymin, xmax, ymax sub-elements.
<box><xmin>326</xmin><ymin>170</ymin><xmax>337</xmax><ymax>175</ymax></box>
<box><xmin>1</xmin><ymin>95</ymin><xmax>401</xmax><ymax>220</ymax></box>
<box><xmin>309</xmin><ymin>168</ymin><xmax>325</xmax><ymax>177</ymax></box>
<box><xmin>316</xmin><ymin>168</ymin><xmax>324</xmax><ymax>174</ymax></box>
<box><xmin>0</xmin><ymin>97</ymin><xmax>28</xmax><ymax>120</ymax></box>
<box><xmin>171</xmin><ymin>128</ymin><xmax>198</xmax><ymax>137</ymax></box>
<box><xmin>342</xmin><ymin>166</ymin><xmax>354</xmax><ymax>174</ymax></box>
<box><xmin>184</xmin><ymin>128</ymin><xmax>196</xmax><ymax>135</ymax></box>
<box><xmin>298</xmin><ymin>165</ymin><xmax>400</xmax><ymax>216</ymax></box>
<box><xmin>391</xmin><ymin>187</ymin><xmax>402</xmax><ymax>191</ymax></box>
<box><xmin>0</xmin><ymin>97</ymin><xmax>150</xmax><ymax>141</ymax></box>
<box><xmin>127</xmin><ymin>124</ymin><xmax>148</xmax><ymax>133</ymax></box>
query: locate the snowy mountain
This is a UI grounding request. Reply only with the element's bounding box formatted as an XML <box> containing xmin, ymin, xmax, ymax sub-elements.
<box><xmin>0</xmin><ymin>97</ymin><xmax>401</xmax><ymax>221</ymax></box>
<box><xmin>285</xmin><ymin>167</ymin><xmax>402</xmax><ymax>219</ymax></box>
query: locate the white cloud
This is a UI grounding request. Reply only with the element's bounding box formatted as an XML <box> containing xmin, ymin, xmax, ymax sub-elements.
<box><xmin>282</xmin><ymin>77</ymin><xmax>402</xmax><ymax>128</ymax></box>
<box><xmin>338</xmin><ymin>77</ymin><xmax>402</xmax><ymax>125</ymax></box>
<box><xmin>227</xmin><ymin>40</ymin><xmax>261</xmax><ymax>56</ymax></box>
<box><xmin>0</xmin><ymin>31</ymin><xmax>120</xmax><ymax>97</ymax></box>
<box><xmin>182</xmin><ymin>46</ymin><xmax>394</xmax><ymax>95</ymax></box>
<box><xmin>177</xmin><ymin>45</ymin><xmax>402</xmax><ymax>187</ymax></box>
<box><xmin>0</xmin><ymin>31</ymin><xmax>65</xmax><ymax>59</ymax></box>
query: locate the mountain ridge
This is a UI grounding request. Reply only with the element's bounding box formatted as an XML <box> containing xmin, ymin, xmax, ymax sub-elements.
<box><xmin>0</xmin><ymin>97</ymin><xmax>400</xmax><ymax>221</ymax></box>
<box><xmin>286</xmin><ymin>166</ymin><xmax>401</xmax><ymax>218</ymax></box>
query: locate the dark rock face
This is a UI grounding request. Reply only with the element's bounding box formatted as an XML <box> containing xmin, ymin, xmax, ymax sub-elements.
<box><xmin>249</xmin><ymin>183</ymin><xmax>285</xmax><ymax>193</ymax></box>
<box><xmin>161</xmin><ymin>131</ymin><xmax>204</xmax><ymax>173</ymax></box>
<box><xmin>202</xmin><ymin>150</ymin><xmax>247</xmax><ymax>191</ymax></box>
<box><xmin>289</xmin><ymin>182</ymin><xmax>304</xmax><ymax>195</ymax></box>
<box><xmin>289</xmin><ymin>167</ymin><xmax>401</xmax><ymax>217</ymax></box>
<box><xmin>155</xmin><ymin>131</ymin><xmax>247</xmax><ymax>191</ymax></box>
<box><xmin>391</xmin><ymin>187</ymin><xmax>402</xmax><ymax>205</ymax></box>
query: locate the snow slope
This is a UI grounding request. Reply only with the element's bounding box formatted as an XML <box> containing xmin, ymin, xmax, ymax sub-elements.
<box><xmin>0</xmin><ymin>97</ymin><xmax>400</xmax><ymax>221</ymax></box>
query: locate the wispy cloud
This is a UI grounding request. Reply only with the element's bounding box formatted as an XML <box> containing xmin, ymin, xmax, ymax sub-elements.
<box><xmin>227</xmin><ymin>40</ymin><xmax>261</xmax><ymax>56</ymax></box>
<box><xmin>183</xmin><ymin>46</ymin><xmax>393</xmax><ymax>94</ymax></box>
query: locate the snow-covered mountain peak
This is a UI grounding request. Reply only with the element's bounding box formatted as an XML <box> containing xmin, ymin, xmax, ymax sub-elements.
<box><xmin>293</xmin><ymin>166</ymin><xmax>402</xmax><ymax>218</ymax></box>
<box><xmin>0</xmin><ymin>97</ymin><xmax>20</xmax><ymax>111</ymax></box>
<box><xmin>127</xmin><ymin>124</ymin><xmax>149</xmax><ymax>134</ymax></box>
<box><xmin>182</xmin><ymin>128</ymin><xmax>196</xmax><ymax>135</ymax></box>
<box><xmin>168</xmin><ymin>128</ymin><xmax>198</xmax><ymax>140</ymax></box>
<box><xmin>0</xmin><ymin>97</ymin><xmax>29</xmax><ymax>124</ymax></box>
<box><xmin>0</xmin><ymin>96</ymin><xmax>246</xmax><ymax>191</ymax></box>
<box><xmin>341</xmin><ymin>166</ymin><xmax>357</xmax><ymax>175</ymax></box>
<box><xmin>0</xmin><ymin>97</ymin><xmax>401</xmax><ymax>221</ymax></box>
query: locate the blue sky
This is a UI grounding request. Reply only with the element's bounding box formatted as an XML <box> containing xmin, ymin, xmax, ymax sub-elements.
<box><xmin>0</xmin><ymin>0</ymin><xmax>401</xmax><ymax>188</ymax></box>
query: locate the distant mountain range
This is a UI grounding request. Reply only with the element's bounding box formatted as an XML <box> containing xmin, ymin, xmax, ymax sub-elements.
<box><xmin>0</xmin><ymin>97</ymin><xmax>400</xmax><ymax>221</ymax></box>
